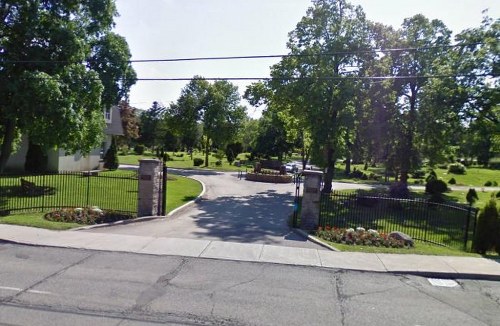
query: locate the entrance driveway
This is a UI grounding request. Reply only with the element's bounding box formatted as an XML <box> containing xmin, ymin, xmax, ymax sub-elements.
<box><xmin>83</xmin><ymin>169</ymin><xmax>324</xmax><ymax>249</ymax></box>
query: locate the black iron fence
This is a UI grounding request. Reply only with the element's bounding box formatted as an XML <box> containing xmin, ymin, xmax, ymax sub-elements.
<box><xmin>319</xmin><ymin>191</ymin><xmax>478</xmax><ymax>250</ymax></box>
<box><xmin>292</xmin><ymin>173</ymin><xmax>303</xmax><ymax>228</ymax></box>
<box><xmin>0</xmin><ymin>170</ymin><xmax>138</xmax><ymax>215</ymax></box>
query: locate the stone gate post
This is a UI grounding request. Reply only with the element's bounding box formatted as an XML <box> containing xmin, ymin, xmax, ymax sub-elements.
<box><xmin>138</xmin><ymin>159</ymin><xmax>161</xmax><ymax>217</ymax></box>
<box><xmin>300</xmin><ymin>170</ymin><xmax>323</xmax><ymax>230</ymax></box>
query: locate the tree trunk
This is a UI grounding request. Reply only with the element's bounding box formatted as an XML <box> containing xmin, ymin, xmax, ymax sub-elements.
<box><xmin>204</xmin><ymin>136</ymin><xmax>210</xmax><ymax>167</ymax></box>
<box><xmin>0</xmin><ymin>119</ymin><xmax>17</xmax><ymax>173</ymax></box>
<box><xmin>345</xmin><ymin>153</ymin><xmax>351</xmax><ymax>176</ymax></box>
<box><xmin>322</xmin><ymin>147</ymin><xmax>335</xmax><ymax>193</ymax></box>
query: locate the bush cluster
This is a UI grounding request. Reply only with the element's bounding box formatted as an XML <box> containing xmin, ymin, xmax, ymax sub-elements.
<box><xmin>448</xmin><ymin>177</ymin><xmax>456</xmax><ymax>184</ymax></box>
<box><xmin>484</xmin><ymin>180</ymin><xmax>498</xmax><ymax>187</ymax></box>
<box><xmin>316</xmin><ymin>226</ymin><xmax>407</xmax><ymax>248</ymax></box>
<box><xmin>193</xmin><ymin>158</ymin><xmax>204</xmax><ymax>166</ymax></box>
<box><xmin>448</xmin><ymin>163</ymin><xmax>467</xmax><ymax>174</ymax></box>
<box><xmin>134</xmin><ymin>144</ymin><xmax>145</xmax><ymax>155</ymax></box>
<box><xmin>389</xmin><ymin>182</ymin><xmax>410</xmax><ymax>199</ymax></box>
<box><xmin>44</xmin><ymin>207</ymin><xmax>135</xmax><ymax>225</ymax></box>
<box><xmin>426</xmin><ymin>179</ymin><xmax>448</xmax><ymax>194</ymax></box>
<box><xmin>473</xmin><ymin>198</ymin><xmax>500</xmax><ymax>255</ymax></box>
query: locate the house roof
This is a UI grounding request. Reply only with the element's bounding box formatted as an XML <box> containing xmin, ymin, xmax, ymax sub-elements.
<box><xmin>104</xmin><ymin>105</ymin><xmax>124</xmax><ymax>136</ymax></box>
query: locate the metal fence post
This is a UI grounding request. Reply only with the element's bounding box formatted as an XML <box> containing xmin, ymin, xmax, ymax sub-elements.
<box><xmin>161</xmin><ymin>163</ymin><xmax>167</xmax><ymax>216</ymax></box>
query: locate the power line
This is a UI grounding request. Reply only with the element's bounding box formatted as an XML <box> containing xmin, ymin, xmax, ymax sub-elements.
<box><xmin>0</xmin><ymin>43</ymin><xmax>484</xmax><ymax>64</ymax></box>
<box><xmin>129</xmin><ymin>43</ymin><xmax>483</xmax><ymax>63</ymax></box>
<box><xmin>12</xmin><ymin>73</ymin><xmax>493</xmax><ymax>82</ymax></box>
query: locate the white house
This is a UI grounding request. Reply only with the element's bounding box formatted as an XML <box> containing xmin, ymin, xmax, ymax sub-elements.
<box><xmin>5</xmin><ymin>106</ymin><xmax>123</xmax><ymax>172</ymax></box>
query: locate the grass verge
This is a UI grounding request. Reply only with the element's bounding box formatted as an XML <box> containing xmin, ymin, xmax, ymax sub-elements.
<box><xmin>316</xmin><ymin>237</ymin><xmax>495</xmax><ymax>257</ymax></box>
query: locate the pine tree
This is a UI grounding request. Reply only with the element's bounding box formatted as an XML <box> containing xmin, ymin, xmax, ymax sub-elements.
<box><xmin>103</xmin><ymin>137</ymin><xmax>119</xmax><ymax>170</ymax></box>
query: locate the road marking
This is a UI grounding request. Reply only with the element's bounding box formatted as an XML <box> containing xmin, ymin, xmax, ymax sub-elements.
<box><xmin>427</xmin><ymin>278</ymin><xmax>459</xmax><ymax>287</ymax></box>
<box><xmin>0</xmin><ymin>286</ymin><xmax>53</xmax><ymax>295</ymax></box>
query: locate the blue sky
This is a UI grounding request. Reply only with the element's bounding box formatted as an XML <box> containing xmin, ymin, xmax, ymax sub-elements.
<box><xmin>113</xmin><ymin>0</ymin><xmax>499</xmax><ymax>117</ymax></box>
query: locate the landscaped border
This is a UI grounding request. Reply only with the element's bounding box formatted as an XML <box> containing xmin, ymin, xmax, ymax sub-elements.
<box><xmin>246</xmin><ymin>172</ymin><xmax>292</xmax><ymax>183</ymax></box>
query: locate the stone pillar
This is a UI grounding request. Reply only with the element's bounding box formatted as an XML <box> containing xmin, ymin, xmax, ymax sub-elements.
<box><xmin>138</xmin><ymin>159</ymin><xmax>161</xmax><ymax>217</ymax></box>
<box><xmin>300</xmin><ymin>170</ymin><xmax>323</xmax><ymax>230</ymax></box>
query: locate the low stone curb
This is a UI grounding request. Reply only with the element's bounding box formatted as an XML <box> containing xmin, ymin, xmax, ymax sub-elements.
<box><xmin>70</xmin><ymin>176</ymin><xmax>207</xmax><ymax>231</ymax></box>
<box><xmin>293</xmin><ymin>228</ymin><xmax>340</xmax><ymax>252</ymax></box>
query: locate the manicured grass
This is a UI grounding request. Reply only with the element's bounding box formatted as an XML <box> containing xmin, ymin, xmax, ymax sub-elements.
<box><xmin>434</xmin><ymin>166</ymin><xmax>499</xmax><ymax>187</ymax></box>
<box><xmin>0</xmin><ymin>212</ymin><xmax>80</xmax><ymax>230</ymax></box>
<box><xmin>165</xmin><ymin>175</ymin><xmax>202</xmax><ymax>213</ymax></box>
<box><xmin>319</xmin><ymin>238</ymin><xmax>490</xmax><ymax>257</ymax></box>
<box><xmin>0</xmin><ymin>172</ymin><xmax>202</xmax><ymax>230</ymax></box>
<box><xmin>332</xmin><ymin>163</ymin><xmax>499</xmax><ymax>188</ymax></box>
<box><xmin>118</xmin><ymin>151</ymin><xmax>251</xmax><ymax>172</ymax></box>
<box><xmin>1</xmin><ymin>170</ymin><xmax>139</xmax><ymax>213</ymax></box>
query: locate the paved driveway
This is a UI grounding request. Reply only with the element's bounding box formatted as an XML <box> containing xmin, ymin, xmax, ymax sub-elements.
<box><xmin>83</xmin><ymin>169</ymin><xmax>324</xmax><ymax>249</ymax></box>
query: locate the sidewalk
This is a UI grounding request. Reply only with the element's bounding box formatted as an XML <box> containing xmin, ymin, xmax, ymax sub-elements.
<box><xmin>1</xmin><ymin>224</ymin><xmax>499</xmax><ymax>281</ymax></box>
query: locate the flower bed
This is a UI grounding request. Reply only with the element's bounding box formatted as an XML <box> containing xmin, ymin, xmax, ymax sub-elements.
<box><xmin>44</xmin><ymin>206</ymin><xmax>136</xmax><ymax>225</ymax></box>
<box><xmin>316</xmin><ymin>226</ymin><xmax>409</xmax><ymax>248</ymax></box>
<box><xmin>246</xmin><ymin>172</ymin><xmax>292</xmax><ymax>183</ymax></box>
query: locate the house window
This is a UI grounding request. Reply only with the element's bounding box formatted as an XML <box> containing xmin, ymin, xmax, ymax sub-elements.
<box><xmin>104</xmin><ymin>107</ymin><xmax>111</xmax><ymax>122</ymax></box>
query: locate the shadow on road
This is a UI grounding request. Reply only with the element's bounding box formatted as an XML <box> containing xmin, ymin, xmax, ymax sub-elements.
<box><xmin>188</xmin><ymin>190</ymin><xmax>305</xmax><ymax>245</ymax></box>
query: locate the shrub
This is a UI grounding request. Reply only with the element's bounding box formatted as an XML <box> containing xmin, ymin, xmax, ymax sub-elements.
<box><xmin>466</xmin><ymin>188</ymin><xmax>479</xmax><ymax>205</ymax></box>
<box><xmin>215</xmin><ymin>160</ymin><xmax>222</xmax><ymax>166</ymax></box>
<box><xmin>448</xmin><ymin>163</ymin><xmax>466</xmax><ymax>174</ymax></box>
<box><xmin>496</xmin><ymin>191</ymin><xmax>500</xmax><ymax>198</ymax></box>
<box><xmin>316</xmin><ymin>226</ymin><xmax>408</xmax><ymax>248</ymax></box>
<box><xmin>103</xmin><ymin>137</ymin><xmax>119</xmax><ymax>170</ymax></box>
<box><xmin>44</xmin><ymin>207</ymin><xmax>135</xmax><ymax>225</ymax></box>
<box><xmin>425</xmin><ymin>179</ymin><xmax>447</xmax><ymax>194</ymax></box>
<box><xmin>349</xmin><ymin>169</ymin><xmax>365</xmax><ymax>179</ymax></box>
<box><xmin>193</xmin><ymin>158</ymin><xmax>204</xmax><ymax>166</ymax></box>
<box><xmin>473</xmin><ymin>199</ymin><xmax>499</xmax><ymax>254</ymax></box>
<box><xmin>389</xmin><ymin>182</ymin><xmax>410</xmax><ymax>199</ymax></box>
<box><xmin>437</xmin><ymin>164</ymin><xmax>448</xmax><ymax>169</ymax></box>
<box><xmin>425</xmin><ymin>170</ymin><xmax>437</xmax><ymax>183</ymax></box>
<box><xmin>134</xmin><ymin>144</ymin><xmax>145</xmax><ymax>155</ymax></box>
<box><xmin>485</xmin><ymin>181</ymin><xmax>492</xmax><ymax>187</ymax></box>
<box><xmin>225</xmin><ymin>143</ymin><xmax>242</xmax><ymax>164</ymax></box>
<box><xmin>448</xmin><ymin>177</ymin><xmax>456</xmax><ymax>185</ymax></box>
<box><xmin>24</xmin><ymin>143</ymin><xmax>48</xmax><ymax>173</ymax></box>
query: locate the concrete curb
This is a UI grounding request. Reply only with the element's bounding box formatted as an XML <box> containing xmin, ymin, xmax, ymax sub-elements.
<box><xmin>70</xmin><ymin>176</ymin><xmax>207</xmax><ymax>231</ymax></box>
<box><xmin>293</xmin><ymin>228</ymin><xmax>340</xmax><ymax>252</ymax></box>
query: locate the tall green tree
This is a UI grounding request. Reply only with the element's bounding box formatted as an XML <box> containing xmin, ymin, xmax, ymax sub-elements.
<box><xmin>270</xmin><ymin>0</ymin><xmax>371</xmax><ymax>192</ymax></box>
<box><xmin>169</xmin><ymin>77</ymin><xmax>246</xmax><ymax>166</ymax></box>
<box><xmin>454</xmin><ymin>15</ymin><xmax>499</xmax><ymax>165</ymax></box>
<box><xmin>392</xmin><ymin>14</ymin><xmax>452</xmax><ymax>181</ymax></box>
<box><xmin>138</xmin><ymin>101</ymin><xmax>165</xmax><ymax>149</ymax></box>
<box><xmin>0</xmin><ymin>0</ymin><xmax>135</xmax><ymax>172</ymax></box>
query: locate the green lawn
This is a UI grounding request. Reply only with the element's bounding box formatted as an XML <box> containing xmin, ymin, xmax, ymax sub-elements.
<box><xmin>433</xmin><ymin>166</ymin><xmax>499</xmax><ymax>187</ymax></box>
<box><xmin>118</xmin><ymin>151</ymin><xmax>251</xmax><ymax>172</ymax></box>
<box><xmin>0</xmin><ymin>172</ymin><xmax>202</xmax><ymax>230</ymax></box>
<box><xmin>319</xmin><ymin>238</ymin><xmax>494</xmax><ymax>257</ymax></box>
<box><xmin>332</xmin><ymin>163</ymin><xmax>499</xmax><ymax>188</ymax></box>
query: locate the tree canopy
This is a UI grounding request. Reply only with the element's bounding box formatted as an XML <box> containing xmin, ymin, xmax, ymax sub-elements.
<box><xmin>167</xmin><ymin>77</ymin><xmax>247</xmax><ymax>166</ymax></box>
<box><xmin>0</xmin><ymin>0</ymin><xmax>136</xmax><ymax>172</ymax></box>
<box><xmin>249</xmin><ymin>0</ymin><xmax>498</xmax><ymax>189</ymax></box>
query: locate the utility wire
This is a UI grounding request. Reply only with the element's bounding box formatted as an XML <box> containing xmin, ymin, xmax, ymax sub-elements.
<box><xmin>11</xmin><ymin>73</ymin><xmax>494</xmax><ymax>82</ymax></box>
<box><xmin>0</xmin><ymin>43</ymin><xmax>485</xmax><ymax>64</ymax></box>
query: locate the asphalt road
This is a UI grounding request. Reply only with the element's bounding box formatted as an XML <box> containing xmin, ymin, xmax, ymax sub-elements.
<box><xmin>84</xmin><ymin>169</ymin><xmax>323</xmax><ymax>249</ymax></box>
<box><xmin>1</xmin><ymin>243</ymin><xmax>499</xmax><ymax>326</ymax></box>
